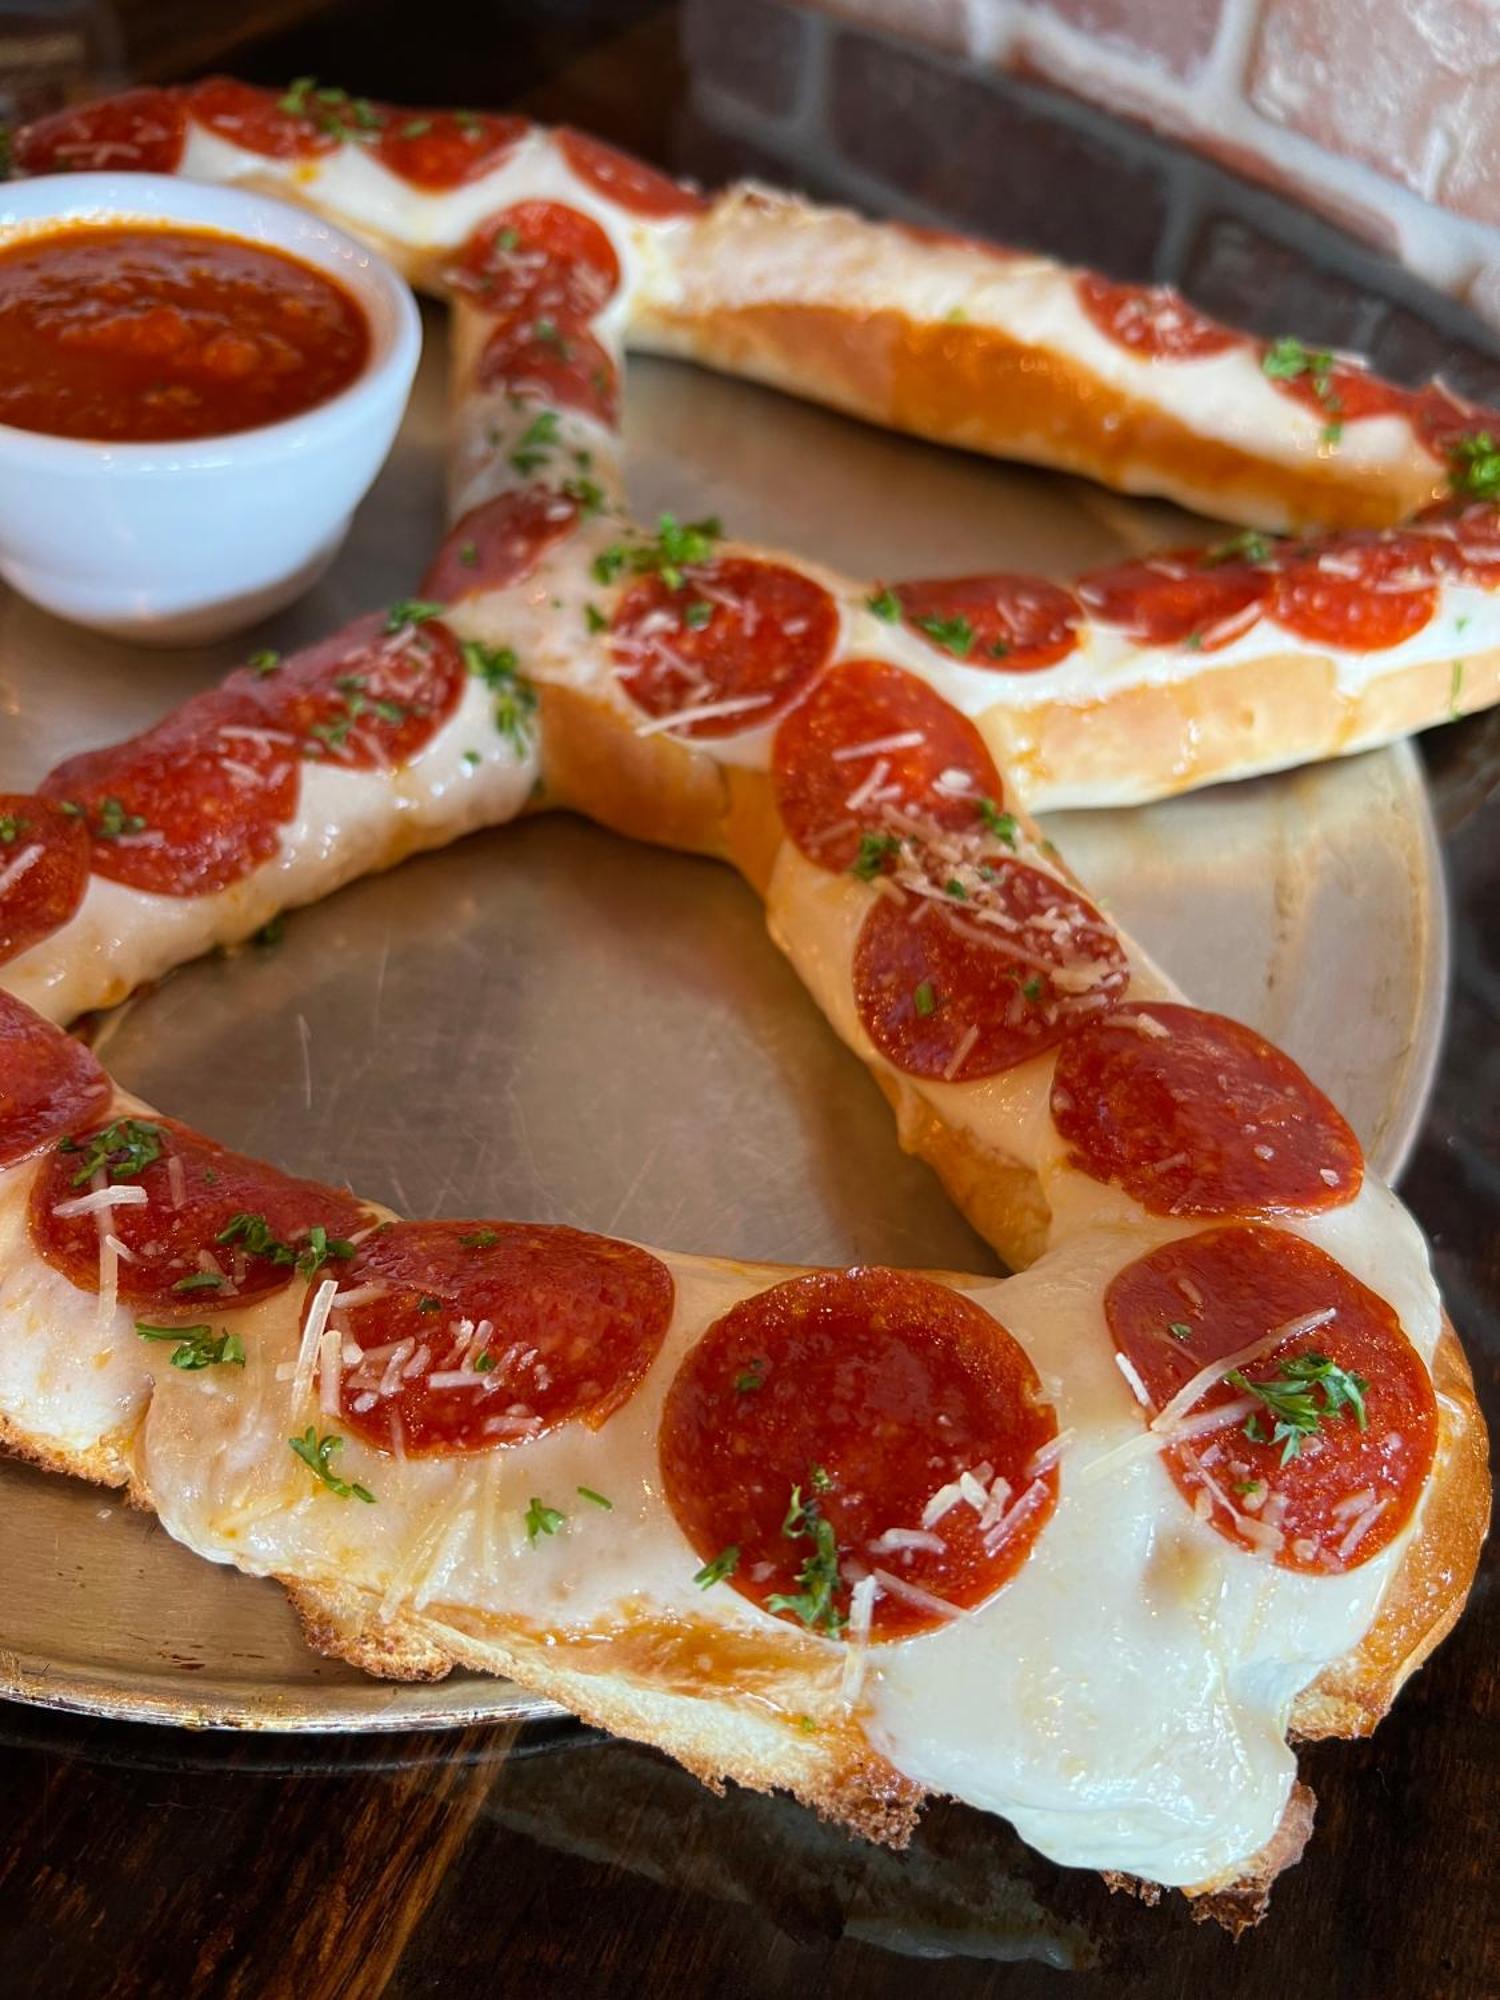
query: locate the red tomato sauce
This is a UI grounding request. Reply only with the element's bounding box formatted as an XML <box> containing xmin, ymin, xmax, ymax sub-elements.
<box><xmin>0</xmin><ymin>224</ymin><xmax>370</xmax><ymax>442</ymax></box>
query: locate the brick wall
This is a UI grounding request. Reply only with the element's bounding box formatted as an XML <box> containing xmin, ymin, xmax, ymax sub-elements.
<box><xmin>677</xmin><ymin>0</ymin><xmax>1500</xmax><ymax>353</ymax></box>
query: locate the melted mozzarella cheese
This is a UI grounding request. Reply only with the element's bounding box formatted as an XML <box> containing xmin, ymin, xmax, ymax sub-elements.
<box><xmin>629</xmin><ymin>190</ymin><xmax>1439</xmax><ymax>498</ymax></box>
<box><xmin>3</xmin><ymin>673</ymin><xmax>539</xmax><ymax>1023</ymax></box>
<box><xmin>0</xmin><ymin>1151</ymin><xmax>151</xmax><ymax>1462</ymax></box>
<box><xmin>131</xmin><ymin>1215</ymin><xmax>1413</xmax><ymax>1888</ymax></box>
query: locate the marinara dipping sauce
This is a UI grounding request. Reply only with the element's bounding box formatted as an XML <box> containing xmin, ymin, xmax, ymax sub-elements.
<box><xmin>0</xmin><ymin>223</ymin><xmax>370</xmax><ymax>442</ymax></box>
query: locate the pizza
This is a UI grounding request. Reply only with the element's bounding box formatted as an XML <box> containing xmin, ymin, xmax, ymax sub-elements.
<box><xmin>0</xmin><ymin>81</ymin><xmax>1490</xmax><ymax>1930</ymax></box>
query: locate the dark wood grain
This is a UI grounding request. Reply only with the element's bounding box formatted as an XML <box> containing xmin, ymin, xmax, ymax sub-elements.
<box><xmin>0</xmin><ymin>6</ymin><xmax>1496</xmax><ymax>1997</ymax></box>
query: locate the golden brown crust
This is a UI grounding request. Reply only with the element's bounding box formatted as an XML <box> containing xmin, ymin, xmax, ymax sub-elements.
<box><xmin>634</xmin><ymin>300</ymin><xmax>1442</xmax><ymax>534</ymax></box>
<box><xmin>1293</xmin><ymin>1318</ymin><xmax>1490</xmax><ymax>1737</ymax></box>
<box><xmin>981</xmin><ymin>647</ymin><xmax>1500</xmax><ymax>813</ymax></box>
<box><xmin>534</xmin><ymin>683</ymin><xmax>734</xmax><ymax>860</ymax></box>
<box><xmin>284</xmin><ymin>1576</ymin><xmax>923</xmax><ymax>1845</ymax></box>
<box><xmin>1100</xmin><ymin>1783</ymin><xmax>1317</xmax><ymax>1933</ymax></box>
<box><xmin>0</xmin><ymin>1408</ymin><xmax>133</xmax><ymax>1488</ymax></box>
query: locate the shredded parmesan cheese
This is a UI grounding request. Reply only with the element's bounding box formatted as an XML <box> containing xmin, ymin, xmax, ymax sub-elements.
<box><xmin>291</xmin><ymin>1278</ymin><xmax>339</xmax><ymax>1408</ymax></box>
<box><xmin>52</xmin><ymin>1184</ymin><xmax>150</xmax><ymax>1220</ymax></box>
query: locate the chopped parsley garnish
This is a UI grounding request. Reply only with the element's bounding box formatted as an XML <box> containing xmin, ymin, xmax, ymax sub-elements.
<box><xmin>384</xmin><ymin>598</ymin><xmax>445</xmax><ymax>634</ymax></box>
<box><xmin>576</xmin><ymin>1486</ymin><xmax>613</xmax><ymax>1510</ymax></box>
<box><xmin>944</xmin><ymin>878</ymin><xmax>967</xmax><ymax>900</ymax></box>
<box><xmin>850</xmin><ymin>830</ymin><xmax>901</xmax><ymax>881</ymax></box>
<box><xmin>1262</xmin><ymin>337</ymin><xmax>1344</xmax><ymax>443</ymax></box>
<box><xmin>682</xmin><ymin>600</ymin><xmax>714</xmax><ymax>630</ymax></box>
<box><xmin>585</xmin><ymin>603</ymin><xmax>608</xmax><ymax>634</ymax></box>
<box><xmin>509</xmin><ymin>409</ymin><xmax>561</xmax><ymax>475</ymax></box>
<box><xmin>59</xmin><ymin>1117</ymin><xmax>163</xmax><ymax>1189</ymax></box>
<box><xmin>915</xmin><ymin>613</ymin><xmax>975</xmax><ymax>658</ymax></box>
<box><xmin>277</xmin><ymin>78</ymin><xmax>383</xmax><ymax>143</ymax></box>
<box><xmin>399</xmin><ymin>117</ymin><xmax>432</xmax><ymax>139</ymax></box>
<box><xmin>1450</xmin><ymin>658</ymin><xmax>1466</xmax><ymax>719</ymax></box>
<box><xmin>136</xmin><ymin>1322</ymin><xmax>245</xmax><ymax>1371</ymax></box>
<box><xmin>1204</xmin><ymin>529</ymin><xmax>1274</xmax><ymax>567</ymax></box>
<box><xmin>461</xmin><ymin>640</ymin><xmax>538</xmax><ymax>754</ymax></box>
<box><xmin>592</xmin><ymin>513</ymin><xmax>723</xmax><ymax>593</ymax></box>
<box><xmin>1168</xmin><ymin>1321</ymin><xmax>1193</xmax><ymax>1342</ymax></box>
<box><xmin>1447</xmin><ymin>430</ymin><xmax>1500</xmax><ymax>500</ymax></box>
<box><xmin>459</xmin><ymin>1229</ymin><xmax>498</xmax><ymax>1249</ymax></box>
<box><xmin>734</xmin><ymin>1359</ymin><xmax>767</xmax><ymax>1393</ymax></box>
<box><xmin>1019</xmin><ymin>974</ymin><xmax>1044</xmax><ymax>1003</ymax></box>
<box><xmin>289</xmin><ymin>1426</ymin><xmax>375</xmax><ymax>1501</ymax></box>
<box><xmin>254</xmin><ymin>913</ymin><xmax>285</xmax><ymax>950</ymax></box>
<box><xmin>171</xmin><ymin>1273</ymin><xmax>225</xmax><ymax>1295</ymax></box>
<box><xmin>0</xmin><ymin>813</ymin><xmax>29</xmax><ymax>842</ymax></box>
<box><xmin>767</xmin><ymin>1480</ymin><xmax>845</xmax><ymax>1635</ymax></box>
<box><xmin>94</xmin><ymin>797</ymin><xmax>147</xmax><ymax>840</ymax></box>
<box><xmin>248</xmin><ymin>648</ymin><xmax>282</xmax><ymax>677</ymax></box>
<box><xmin>463</xmin><ymin>749</ymin><xmax>482</xmax><ymax>769</ymax></box>
<box><xmin>525</xmin><ymin>1496</ymin><xmax>566</xmax><ymax>1542</ymax></box>
<box><xmin>976</xmin><ymin>796</ymin><xmax>1019</xmax><ymax>846</ymax></box>
<box><xmin>473</xmin><ymin>1350</ymin><xmax>496</xmax><ymax>1373</ymax></box>
<box><xmin>913</xmin><ymin>981</ymin><xmax>938</xmax><ymax>1018</ymax></box>
<box><xmin>1226</xmin><ymin>1352</ymin><xmax>1369</xmax><ymax>1465</ymax></box>
<box><xmin>417</xmin><ymin>1294</ymin><xmax>443</xmax><ymax>1313</ymax></box>
<box><xmin>458</xmin><ymin>541</ymin><xmax>479</xmax><ymax>569</ymax></box>
<box><xmin>213</xmin><ymin>1211</ymin><xmax>354</xmax><ymax>1278</ymax></box>
<box><xmin>1262</xmin><ymin>336</ymin><xmax>1335</xmax><ymax>394</ymax></box>
<box><xmin>866</xmin><ymin>588</ymin><xmax>902</xmax><ymax>623</ymax></box>
<box><xmin>694</xmin><ymin>1545</ymin><xmax>739</xmax><ymax>1589</ymax></box>
<box><xmin>562</xmin><ymin>475</ymin><xmax>605</xmax><ymax>516</ymax></box>
<box><xmin>295</xmin><ymin>1224</ymin><xmax>356</xmax><ymax>1279</ymax></box>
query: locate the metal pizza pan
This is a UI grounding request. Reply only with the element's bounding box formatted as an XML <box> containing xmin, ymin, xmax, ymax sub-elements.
<box><xmin>0</xmin><ymin>316</ymin><xmax>1447</xmax><ymax>1730</ymax></box>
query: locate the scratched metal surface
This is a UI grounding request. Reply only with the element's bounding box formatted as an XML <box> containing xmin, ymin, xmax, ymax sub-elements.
<box><xmin>0</xmin><ymin>311</ymin><xmax>1447</xmax><ymax>1729</ymax></box>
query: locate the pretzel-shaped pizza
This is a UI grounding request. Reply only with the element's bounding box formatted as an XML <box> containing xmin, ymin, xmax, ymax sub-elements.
<box><xmin>0</xmin><ymin>81</ymin><xmax>1491</xmax><ymax>1928</ymax></box>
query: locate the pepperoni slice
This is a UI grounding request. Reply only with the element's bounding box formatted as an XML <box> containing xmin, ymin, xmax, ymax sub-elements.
<box><xmin>556</xmin><ymin>129</ymin><xmax>707</xmax><ymax>219</ymax></box>
<box><xmin>1103</xmin><ymin>1225</ymin><xmax>1437</xmax><ymax>1575</ymax></box>
<box><xmin>30</xmin><ymin>1113</ymin><xmax>373</xmax><ymax>1312</ymax></box>
<box><xmin>1262</xmin><ymin>351</ymin><xmax>1409</xmax><ymax>429</ymax></box>
<box><xmin>422</xmin><ymin>485</ymin><xmax>580</xmax><ymax>601</ymax></box>
<box><xmin>893</xmin><ymin>574</ymin><xmax>1081</xmax><ymax>673</ymax></box>
<box><xmin>39</xmin><ymin>688</ymin><xmax>299</xmax><ymax>898</ymax></box>
<box><xmin>1077</xmin><ymin>548</ymin><xmax>1270</xmax><ymax>651</ymax></box>
<box><xmin>771</xmin><ymin>659</ymin><xmax>1003</xmax><ymax>873</ymax></box>
<box><xmin>224</xmin><ymin>611</ymin><xmax>466</xmax><ymax>771</ymax></box>
<box><xmin>659</xmin><ymin>1268</ymin><xmax>1059</xmax><ymax>1642</ymax></box>
<box><xmin>0</xmin><ymin>794</ymin><xmax>91</xmax><ymax>966</ymax></box>
<box><xmin>1413</xmin><ymin>384</ymin><xmax>1500</xmax><ymax>469</ymax></box>
<box><xmin>0</xmin><ymin>991</ymin><xmax>110</xmax><ymax>1172</ymax></box>
<box><xmin>1051</xmin><ymin>1002</ymin><xmax>1363</xmax><ymax>1217</ymax></box>
<box><xmin>854</xmin><ymin>860</ymin><xmax>1128</xmax><ymax>1084</ymax></box>
<box><xmin>446</xmin><ymin>201</ymin><xmax>620</xmax><ymax>319</ymax></box>
<box><xmin>611</xmin><ymin>556</ymin><xmax>839</xmax><ymax>739</ymax></box>
<box><xmin>1269</xmin><ymin>532</ymin><xmax>1438</xmax><ymax>652</ymax></box>
<box><xmin>186</xmin><ymin>77</ymin><xmax>339</xmax><ymax>160</ymax></box>
<box><xmin>374</xmin><ymin>109</ymin><xmax>528</xmax><ymax>190</ymax></box>
<box><xmin>15</xmin><ymin>88</ymin><xmax>187</xmax><ymax>176</ymax></box>
<box><xmin>1076</xmin><ymin>275</ymin><xmax>1239</xmax><ymax>361</ymax></box>
<box><xmin>328</xmin><ymin>1220</ymin><xmax>675</xmax><ymax>1456</ymax></box>
<box><xmin>1411</xmin><ymin>500</ymin><xmax>1500</xmax><ymax>587</ymax></box>
<box><xmin>475</xmin><ymin>311</ymin><xmax>619</xmax><ymax>426</ymax></box>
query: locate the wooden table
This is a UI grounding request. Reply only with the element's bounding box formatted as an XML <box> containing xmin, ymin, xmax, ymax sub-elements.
<box><xmin>0</xmin><ymin>6</ymin><xmax>1496</xmax><ymax>1994</ymax></box>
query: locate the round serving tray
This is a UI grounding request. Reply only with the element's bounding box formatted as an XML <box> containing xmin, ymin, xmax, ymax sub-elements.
<box><xmin>0</xmin><ymin>319</ymin><xmax>1447</xmax><ymax>1730</ymax></box>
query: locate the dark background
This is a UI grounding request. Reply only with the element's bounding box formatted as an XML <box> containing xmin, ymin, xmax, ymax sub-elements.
<box><xmin>0</xmin><ymin>4</ymin><xmax>1495</xmax><ymax>1995</ymax></box>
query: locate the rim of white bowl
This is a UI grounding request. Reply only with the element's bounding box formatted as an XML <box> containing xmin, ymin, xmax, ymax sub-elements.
<box><xmin>0</xmin><ymin>171</ymin><xmax>422</xmax><ymax>468</ymax></box>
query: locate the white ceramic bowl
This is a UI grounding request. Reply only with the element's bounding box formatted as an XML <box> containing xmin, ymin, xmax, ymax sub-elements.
<box><xmin>0</xmin><ymin>173</ymin><xmax>422</xmax><ymax>644</ymax></box>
